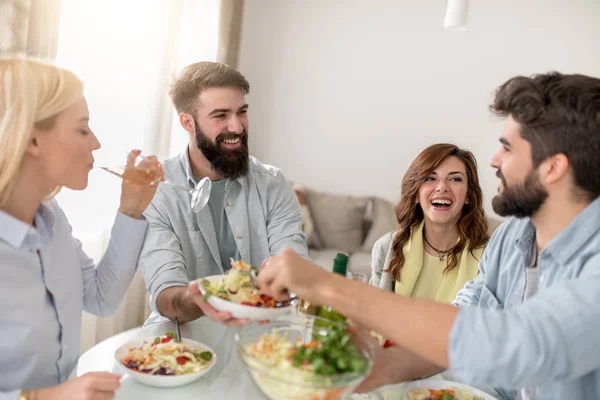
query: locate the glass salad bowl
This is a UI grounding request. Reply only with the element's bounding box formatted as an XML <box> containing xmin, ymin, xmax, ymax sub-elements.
<box><xmin>235</xmin><ymin>315</ymin><xmax>377</xmax><ymax>400</ymax></box>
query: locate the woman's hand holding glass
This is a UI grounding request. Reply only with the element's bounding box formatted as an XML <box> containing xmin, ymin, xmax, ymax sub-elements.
<box><xmin>116</xmin><ymin>150</ymin><xmax>163</xmax><ymax>219</ymax></box>
<box><xmin>101</xmin><ymin>150</ymin><xmax>211</xmax><ymax>213</ymax></box>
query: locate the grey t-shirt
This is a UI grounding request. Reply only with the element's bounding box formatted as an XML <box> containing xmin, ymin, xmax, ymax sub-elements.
<box><xmin>207</xmin><ymin>179</ymin><xmax>239</xmax><ymax>271</ymax></box>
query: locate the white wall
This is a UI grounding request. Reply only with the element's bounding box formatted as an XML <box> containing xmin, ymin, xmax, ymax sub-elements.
<box><xmin>237</xmin><ymin>0</ymin><xmax>600</xmax><ymax>217</ymax></box>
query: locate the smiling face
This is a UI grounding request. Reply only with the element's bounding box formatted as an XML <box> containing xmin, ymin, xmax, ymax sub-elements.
<box><xmin>417</xmin><ymin>155</ymin><xmax>469</xmax><ymax>226</ymax></box>
<box><xmin>192</xmin><ymin>86</ymin><xmax>250</xmax><ymax>179</ymax></box>
<box><xmin>490</xmin><ymin>115</ymin><xmax>548</xmax><ymax>217</ymax></box>
<box><xmin>30</xmin><ymin>97</ymin><xmax>101</xmax><ymax>190</ymax></box>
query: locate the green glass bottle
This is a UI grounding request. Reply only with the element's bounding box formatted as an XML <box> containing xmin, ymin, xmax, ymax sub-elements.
<box><xmin>315</xmin><ymin>252</ymin><xmax>349</xmax><ymax>326</ymax></box>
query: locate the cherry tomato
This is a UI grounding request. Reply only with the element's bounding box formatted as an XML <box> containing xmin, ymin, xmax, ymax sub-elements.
<box><xmin>176</xmin><ymin>356</ymin><xmax>188</xmax><ymax>365</ymax></box>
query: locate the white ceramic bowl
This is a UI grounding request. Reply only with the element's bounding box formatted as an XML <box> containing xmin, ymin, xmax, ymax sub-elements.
<box><xmin>114</xmin><ymin>337</ymin><xmax>217</xmax><ymax>388</ymax></box>
<box><xmin>400</xmin><ymin>379</ymin><xmax>499</xmax><ymax>400</ymax></box>
<box><xmin>198</xmin><ymin>275</ymin><xmax>294</xmax><ymax>320</ymax></box>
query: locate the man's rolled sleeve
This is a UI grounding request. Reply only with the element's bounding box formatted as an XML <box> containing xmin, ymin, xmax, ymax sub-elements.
<box><xmin>140</xmin><ymin>202</ymin><xmax>189</xmax><ymax>314</ymax></box>
<box><xmin>147</xmin><ymin>273</ymin><xmax>188</xmax><ymax>314</ymax></box>
<box><xmin>266</xmin><ymin>171</ymin><xmax>308</xmax><ymax>259</ymax></box>
<box><xmin>452</xmin><ymin>272</ymin><xmax>484</xmax><ymax>307</ymax></box>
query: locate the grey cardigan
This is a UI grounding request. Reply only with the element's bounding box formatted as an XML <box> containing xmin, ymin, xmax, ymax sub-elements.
<box><xmin>369</xmin><ymin>231</ymin><xmax>396</xmax><ymax>291</ymax></box>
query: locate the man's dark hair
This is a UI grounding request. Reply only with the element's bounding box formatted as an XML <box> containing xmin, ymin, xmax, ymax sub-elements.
<box><xmin>491</xmin><ymin>72</ymin><xmax>600</xmax><ymax>200</ymax></box>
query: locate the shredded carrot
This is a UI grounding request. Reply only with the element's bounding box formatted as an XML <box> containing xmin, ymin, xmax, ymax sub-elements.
<box><xmin>301</xmin><ymin>339</ymin><xmax>318</xmax><ymax>349</ymax></box>
<box><xmin>323</xmin><ymin>388</ymin><xmax>345</xmax><ymax>400</ymax></box>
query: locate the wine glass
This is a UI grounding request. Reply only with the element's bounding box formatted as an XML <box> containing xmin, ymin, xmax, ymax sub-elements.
<box><xmin>296</xmin><ymin>297</ymin><xmax>316</xmax><ymax>316</ymax></box>
<box><xmin>348</xmin><ymin>272</ymin><xmax>368</xmax><ymax>284</ymax></box>
<box><xmin>347</xmin><ymin>271</ymin><xmax>375</xmax><ymax>399</ymax></box>
<box><xmin>99</xmin><ymin>154</ymin><xmax>211</xmax><ymax>212</ymax></box>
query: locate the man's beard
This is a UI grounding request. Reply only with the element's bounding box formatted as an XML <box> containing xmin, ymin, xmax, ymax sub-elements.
<box><xmin>193</xmin><ymin>118</ymin><xmax>249</xmax><ymax>179</ymax></box>
<box><xmin>492</xmin><ymin>168</ymin><xmax>548</xmax><ymax>218</ymax></box>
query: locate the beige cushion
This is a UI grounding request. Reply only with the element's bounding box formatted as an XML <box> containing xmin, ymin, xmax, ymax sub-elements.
<box><xmin>292</xmin><ymin>184</ymin><xmax>319</xmax><ymax>248</ymax></box>
<box><xmin>298</xmin><ymin>204</ymin><xmax>315</xmax><ymax>244</ymax></box>
<box><xmin>306</xmin><ymin>189</ymin><xmax>369</xmax><ymax>253</ymax></box>
<box><xmin>362</xmin><ymin>197</ymin><xmax>397</xmax><ymax>252</ymax></box>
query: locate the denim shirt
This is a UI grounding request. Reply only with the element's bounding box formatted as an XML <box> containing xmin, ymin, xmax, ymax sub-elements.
<box><xmin>139</xmin><ymin>149</ymin><xmax>308</xmax><ymax>322</ymax></box>
<box><xmin>0</xmin><ymin>200</ymin><xmax>148</xmax><ymax>400</ymax></box>
<box><xmin>451</xmin><ymin>196</ymin><xmax>600</xmax><ymax>400</ymax></box>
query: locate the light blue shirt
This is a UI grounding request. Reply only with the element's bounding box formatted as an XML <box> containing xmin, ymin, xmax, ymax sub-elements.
<box><xmin>140</xmin><ymin>148</ymin><xmax>308</xmax><ymax>322</ymax></box>
<box><xmin>451</xmin><ymin>196</ymin><xmax>600</xmax><ymax>400</ymax></box>
<box><xmin>0</xmin><ymin>200</ymin><xmax>148</xmax><ymax>399</ymax></box>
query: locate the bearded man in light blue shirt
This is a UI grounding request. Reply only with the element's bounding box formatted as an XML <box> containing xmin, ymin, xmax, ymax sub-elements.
<box><xmin>139</xmin><ymin>62</ymin><xmax>308</xmax><ymax>325</ymax></box>
<box><xmin>256</xmin><ymin>72</ymin><xmax>600</xmax><ymax>400</ymax></box>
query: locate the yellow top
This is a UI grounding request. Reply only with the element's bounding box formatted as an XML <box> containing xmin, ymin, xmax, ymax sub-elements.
<box><xmin>394</xmin><ymin>221</ymin><xmax>484</xmax><ymax>304</ymax></box>
<box><xmin>411</xmin><ymin>252</ymin><xmax>446</xmax><ymax>300</ymax></box>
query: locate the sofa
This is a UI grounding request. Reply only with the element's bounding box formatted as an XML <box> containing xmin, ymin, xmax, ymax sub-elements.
<box><xmin>293</xmin><ymin>185</ymin><xmax>503</xmax><ymax>282</ymax></box>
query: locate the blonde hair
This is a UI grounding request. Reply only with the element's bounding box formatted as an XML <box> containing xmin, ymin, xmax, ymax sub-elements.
<box><xmin>169</xmin><ymin>61</ymin><xmax>250</xmax><ymax>116</ymax></box>
<box><xmin>0</xmin><ymin>58</ymin><xmax>84</xmax><ymax>205</ymax></box>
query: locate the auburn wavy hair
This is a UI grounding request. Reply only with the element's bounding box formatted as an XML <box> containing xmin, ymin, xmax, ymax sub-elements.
<box><xmin>385</xmin><ymin>144</ymin><xmax>489</xmax><ymax>282</ymax></box>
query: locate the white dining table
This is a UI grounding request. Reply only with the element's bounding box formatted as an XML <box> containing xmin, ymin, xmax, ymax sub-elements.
<box><xmin>76</xmin><ymin>316</ymin><xmax>501</xmax><ymax>400</ymax></box>
<box><xmin>77</xmin><ymin>316</ymin><xmax>267</xmax><ymax>399</ymax></box>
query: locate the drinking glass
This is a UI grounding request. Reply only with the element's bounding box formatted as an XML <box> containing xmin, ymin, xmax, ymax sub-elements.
<box><xmin>100</xmin><ymin>154</ymin><xmax>211</xmax><ymax>212</ymax></box>
<box><xmin>348</xmin><ymin>272</ymin><xmax>368</xmax><ymax>284</ymax></box>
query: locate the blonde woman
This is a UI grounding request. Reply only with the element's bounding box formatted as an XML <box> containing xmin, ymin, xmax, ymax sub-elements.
<box><xmin>0</xmin><ymin>58</ymin><xmax>162</xmax><ymax>399</ymax></box>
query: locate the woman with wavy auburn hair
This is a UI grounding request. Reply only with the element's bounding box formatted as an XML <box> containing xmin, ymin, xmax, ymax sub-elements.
<box><xmin>0</xmin><ymin>58</ymin><xmax>162</xmax><ymax>399</ymax></box>
<box><xmin>370</xmin><ymin>143</ymin><xmax>489</xmax><ymax>304</ymax></box>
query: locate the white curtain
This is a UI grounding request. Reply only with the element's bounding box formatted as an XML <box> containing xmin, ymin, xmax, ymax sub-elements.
<box><xmin>0</xmin><ymin>0</ymin><xmax>61</xmax><ymax>57</ymax></box>
<box><xmin>52</xmin><ymin>0</ymin><xmax>225</xmax><ymax>353</ymax></box>
<box><xmin>216</xmin><ymin>0</ymin><xmax>245</xmax><ymax>68</ymax></box>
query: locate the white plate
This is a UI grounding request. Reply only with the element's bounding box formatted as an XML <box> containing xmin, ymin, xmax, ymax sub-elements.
<box><xmin>400</xmin><ymin>379</ymin><xmax>498</xmax><ymax>400</ymax></box>
<box><xmin>114</xmin><ymin>336</ymin><xmax>217</xmax><ymax>388</ymax></box>
<box><xmin>198</xmin><ymin>275</ymin><xmax>294</xmax><ymax>320</ymax></box>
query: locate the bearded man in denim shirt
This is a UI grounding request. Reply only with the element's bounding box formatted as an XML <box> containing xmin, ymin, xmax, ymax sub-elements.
<box><xmin>257</xmin><ymin>72</ymin><xmax>600</xmax><ymax>400</ymax></box>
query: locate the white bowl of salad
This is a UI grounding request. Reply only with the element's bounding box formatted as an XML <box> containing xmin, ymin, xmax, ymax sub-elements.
<box><xmin>198</xmin><ymin>259</ymin><xmax>294</xmax><ymax>320</ymax></box>
<box><xmin>402</xmin><ymin>379</ymin><xmax>499</xmax><ymax>400</ymax></box>
<box><xmin>114</xmin><ymin>333</ymin><xmax>217</xmax><ymax>388</ymax></box>
<box><xmin>235</xmin><ymin>315</ymin><xmax>377</xmax><ymax>400</ymax></box>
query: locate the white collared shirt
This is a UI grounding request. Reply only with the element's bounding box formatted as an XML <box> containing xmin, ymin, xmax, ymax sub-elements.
<box><xmin>0</xmin><ymin>199</ymin><xmax>148</xmax><ymax>398</ymax></box>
